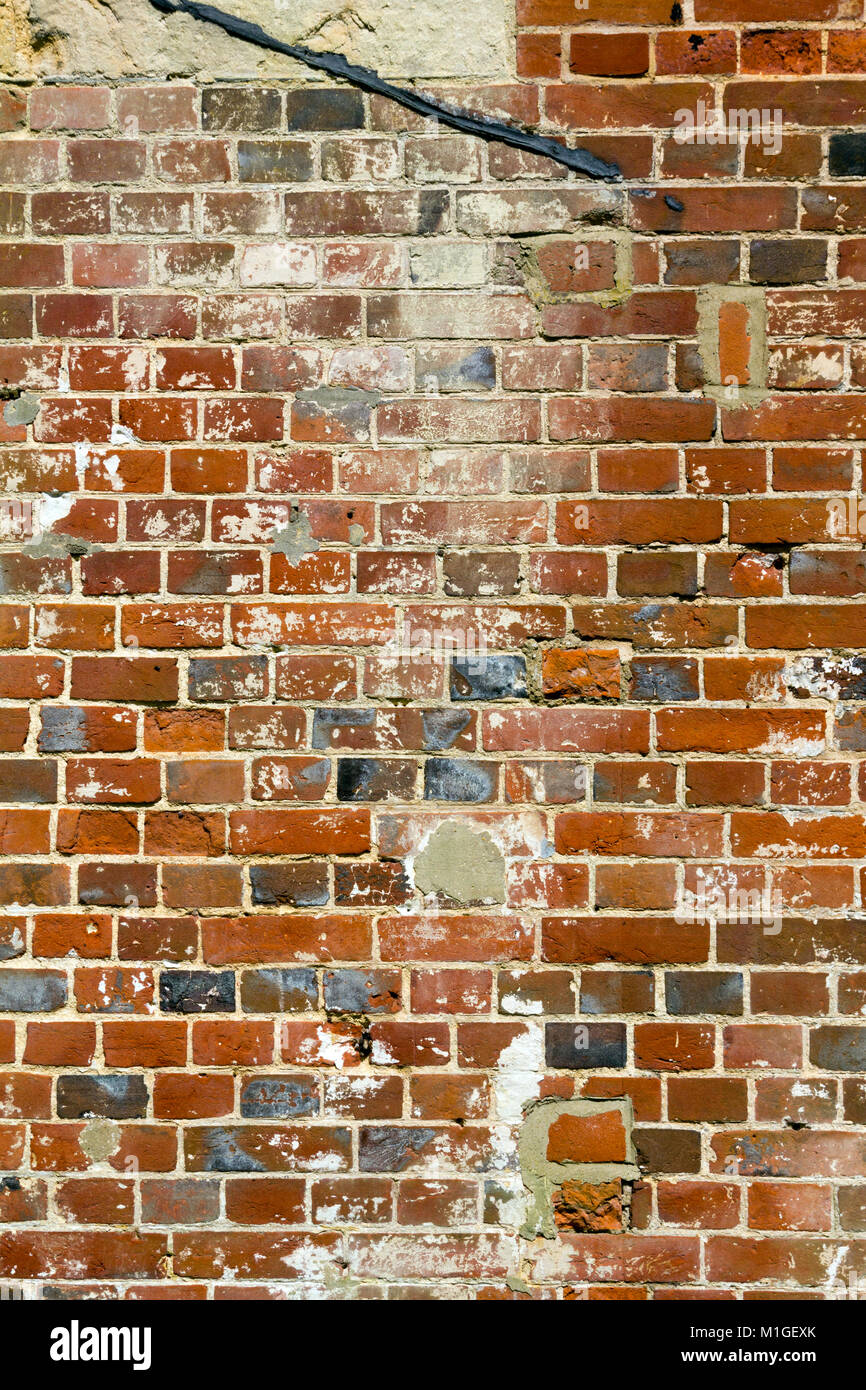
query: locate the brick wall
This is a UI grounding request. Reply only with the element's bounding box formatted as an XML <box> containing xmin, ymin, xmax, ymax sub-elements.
<box><xmin>2</xmin><ymin>0</ymin><xmax>866</xmax><ymax>1298</ymax></box>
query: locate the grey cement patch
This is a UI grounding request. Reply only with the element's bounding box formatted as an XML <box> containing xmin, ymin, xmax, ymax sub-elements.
<box><xmin>80</xmin><ymin>1117</ymin><xmax>121</xmax><ymax>1165</ymax></box>
<box><xmin>413</xmin><ymin>819</ymin><xmax>505</xmax><ymax>905</ymax></box>
<box><xmin>272</xmin><ymin>504</ymin><xmax>319</xmax><ymax>564</ymax></box>
<box><xmin>2</xmin><ymin>393</ymin><xmax>40</xmax><ymax>427</ymax></box>
<box><xmin>697</xmin><ymin>284</ymin><xmax>768</xmax><ymax>407</ymax></box>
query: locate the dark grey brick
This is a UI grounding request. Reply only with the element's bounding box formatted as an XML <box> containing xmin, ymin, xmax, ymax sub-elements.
<box><xmin>811</xmin><ymin>1026</ymin><xmax>866</xmax><ymax>1072</ymax></box>
<box><xmin>202</xmin><ymin>88</ymin><xmax>282</xmax><ymax>131</ymax></box>
<box><xmin>240</xmin><ymin>1075</ymin><xmax>319</xmax><ymax>1119</ymax></box>
<box><xmin>334</xmin><ymin>861</ymin><xmax>410</xmax><ymax>907</ymax></box>
<box><xmin>78</xmin><ymin>863</ymin><xmax>157</xmax><ymax>910</ymax></box>
<box><xmin>749</xmin><ymin>238</ymin><xmax>827</xmax><ymax>285</ymax></box>
<box><xmin>666</xmin><ymin>971</ymin><xmax>743</xmax><ymax>1016</ymax></box>
<box><xmin>312</xmin><ymin>708</ymin><xmax>375</xmax><ymax>749</ymax></box>
<box><xmin>834</xmin><ymin>709</ymin><xmax>866</xmax><ymax>753</ymax></box>
<box><xmin>293</xmin><ymin>391</ymin><xmax>371</xmax><ymax>440</ymax></box>
<box><xmin>285</xmin><ymin>89</ymin><xmax>365</xmax><ymax>131</ymax></box>
<box><xmin>421</xmin><ymin>709</ymin><xmax>473</xmax><ymax>750</ymax></box>
<box><xmin>187</xmin><ymin>1128</ymin><xmax>268</xmax><ymax>1172</ymax></box>
<box><xmin>323</xmin><ymin>968</ymin><xmax>400</xmax><ymax>1014</ymax></box>
<box><xmin>417</xmin><ymin>190</ymin><xmax>449</xmax><ymax>236</ymax></box>
<box><xmin>416</xmin><ymin>346</ymin><xmax>495</xmax><ymax>392</ymax></box>
<box><xmin>189</xmin><ymin>656</ymin><xmax>268</xmax><ymax>702</ymax></box>
<box><xmin>0</xmin><ymin>969</ymin><xmax>66</xmax><ymax>1012</ymax></box>
<box><xmin>159</xmin><ymin>970</ymin><xmax>235</xmax><ymax>1014</ymax></box>
<box><xmin>187</xmin><ymin>1125</ymin><xmax>351</xmax><ymax>1172</ymax></box>
<box><xmin>359</xmin><ymin>1126</ymin><xmax>436</xmax><ymax>1172</ymax></box>
<box><xmin>630</xmin><ymin>657</ymin><xmax>699</xmax><ymax>702</ymax></box>
<box><xmin>336</xmin><ymin>757</ymin><xmax>415</xmax><ymax>801</ymax></box>
<box><xmin>0</xmin><ymin>555</ymin><xmax>71</xmax><ymax>596</ymax></box>
<box><xmin>451</xmin><ymin>654</ymin><xmax>527</xmax><ymax>701</ymax></box>
<box><xmin>0</xmin><ymin>759</ymin><xmax>57</xmax><ymax>803</ymax></box>
<box><xmin>593</xmin><ymin>762</ymin><xmax>674</xmax><ymax>805</ymax></box>
<box><xmin>0</xmin><ymin>921</ymin><xmax>25</xmax><ymax>962</ymax></box>
<box><xmin>580</xmin><ymin>969</ymin><xmax>653</xmax><ymax>1015</ymax></box>
<box><xmin>140</xmin><ymin>1178</ymin><xmax>220</xmax><ymax>1225</ymax></box>
<box><xmin>633</xmin><ymin>1127</ymin><xmax>702</xmax><ymax>1174</ymax></box>
<box><xmin>545</xmin><ymin>1022</ymin><xmax>627</xmax><ymax>1069</ymax></box>
<box><xmin>664</xmin><ymin>239</ymin><xmax>740</xmax><ymax>286</ymax></box>
<box><xmin>38</xmin><ymin>708</ymin><xmax>87</xmax><ymax>753</ymax></box>
<box><xmin>443</xmin><ymin>553</ymin><xmax>520</xmax><ymax>598</ymax></box>
<box><xmin>830</xmin><ymin>132</ymin><xmax>866</xmax><ymax>179</ymax></box>
<box><xmin>57</xmin><ymin>1074</ymin><xmax>148</xmax><ymax>1120</ymax></box>
<box><xmin>424</xmin><ymin>758</ymin><xmax>496</xmax><ymax>802</ymax></box>
<box><xmin>169</xmin><ymin>552</ymin><xmax>260</xmax><ymax>595</ymax></box>
<box><xmin>250</xmin><ymin>862</ymin><xmax>329</xmax><ymax>907</ymax></box>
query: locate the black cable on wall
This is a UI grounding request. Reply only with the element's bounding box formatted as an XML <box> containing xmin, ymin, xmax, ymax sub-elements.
<box><xmin>148</xmin><ymin>0</ymin><xmax>621</xmax><ymax>182</ymax></box>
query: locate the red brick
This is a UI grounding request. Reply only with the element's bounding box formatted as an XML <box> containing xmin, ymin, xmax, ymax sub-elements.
<box><xmin>30</xmin><ymin>87</ymin><xmax>110</xmax><ymax>131</ymax></box>
<box><xmin>117</xmin><ymin>87</ymin><xmax>198</xmax><ymax>133</ymax></box>
<box><xmin>0</xmin><ymin>245</ymin><xmax>65</xmax><ymax>288</ymax></box>
<box><xmin>635</xmin><ymin>1024</ymin><xmax>715</xmax><ymax>1072</ymax></box>
<box><xmin>747</xmin><ymin>1182</ymin><xmax>832</xmax><ymax>1232</ymax></box>
<box><xmin>658</xmin><ymin>1181</ymin><xmax>740</xmax><ymax>1228</ymax></box>
<box><xmin>36</xmin><ymin>294</ymin><xmax>113</xmax><ymax>337</ymax></box>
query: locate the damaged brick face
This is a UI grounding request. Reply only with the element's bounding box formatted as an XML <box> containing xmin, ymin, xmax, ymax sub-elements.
<box><xmin>519</xmin><ymin>1098</ymin><xmax>639</xmax><ymax>1239</ymax></box>
<box><xmin>553</xmin><ymin>1179</ymin><xmax>623</xmax><ymax>1234</ymax></box>
<box><xmin>2</xmin><ymin>0</ymin><xmax>866</xmax><ymax>1304</ymax></box>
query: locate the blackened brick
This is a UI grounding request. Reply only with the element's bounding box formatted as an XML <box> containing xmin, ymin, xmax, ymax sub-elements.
<box><xmin>249</xmin><ymin>863</ymin><xmax>329</xmax><ymax>907</ymax></box>
<box><xmin>810</xmin><ymin>1026</ymin><xmax>866</xmax><ymax>1071</ymax></box>
<box><xmin>336</xmin><ymin>758</ymin><xmax>416</xmax><ymax>801</ymax></box>
<box><xmin>323</xmin><ymin>969</ymin><xmax>401</xmax><ymax>1014</ymax></box>
<box><xmin>750</xmin><ymin>239</ymin><xmax>827</xmax><ymax>284</ymax></box>
<box><xmin>160</xmin><ymin>971</ymin><xmax>236</xmax><ymax>1014</ymax></box>
<box><xmin>546</xmin><ymin>1022</ymin><xmax>627</xmax><ymax>1069</ymax></box>
<box><xmin>56</xmin><ymin>1073</ymin><xmax>148</xmax><ymax>1119</ymax></box>
<box><xmin>450</xmin><ymin>654</ymin><xmax>527</xmax><ymax>701</ymax></box>
<box><xmin>830</xmin><ymin>133</ymin><xmax>866</xmax><ymax>178</ymax></box>
<box><xmin>666</xmin><ymin>971</ymin><xmax>744</xmax><ymax>1016</ymax></box>
<box><xmin>285</xmin><ymin>89</ymin><xmax>365</xmax><ymax>131</ymax></box>
<box><xmin>424</xmin><ymin>758</ymin><xmax>497</xmax><ymax>802</ymax></box>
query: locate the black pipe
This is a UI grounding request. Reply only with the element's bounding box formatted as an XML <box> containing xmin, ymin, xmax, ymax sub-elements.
<box><xmin>148</xmin><ymin>0</ymin><xmax>621</xmax><ymax>181</ymax></box>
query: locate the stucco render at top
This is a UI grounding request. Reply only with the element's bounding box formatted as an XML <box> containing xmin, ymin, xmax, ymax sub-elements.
<box><xmin>0</xmin><ymin>0</ymin><xmax>866</xmax><ymax>1304</ymax></box>
<box><xmin>2</xmin><ymin>0</ymin><xmax>512</xmax><ymax>79</ymax></box>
